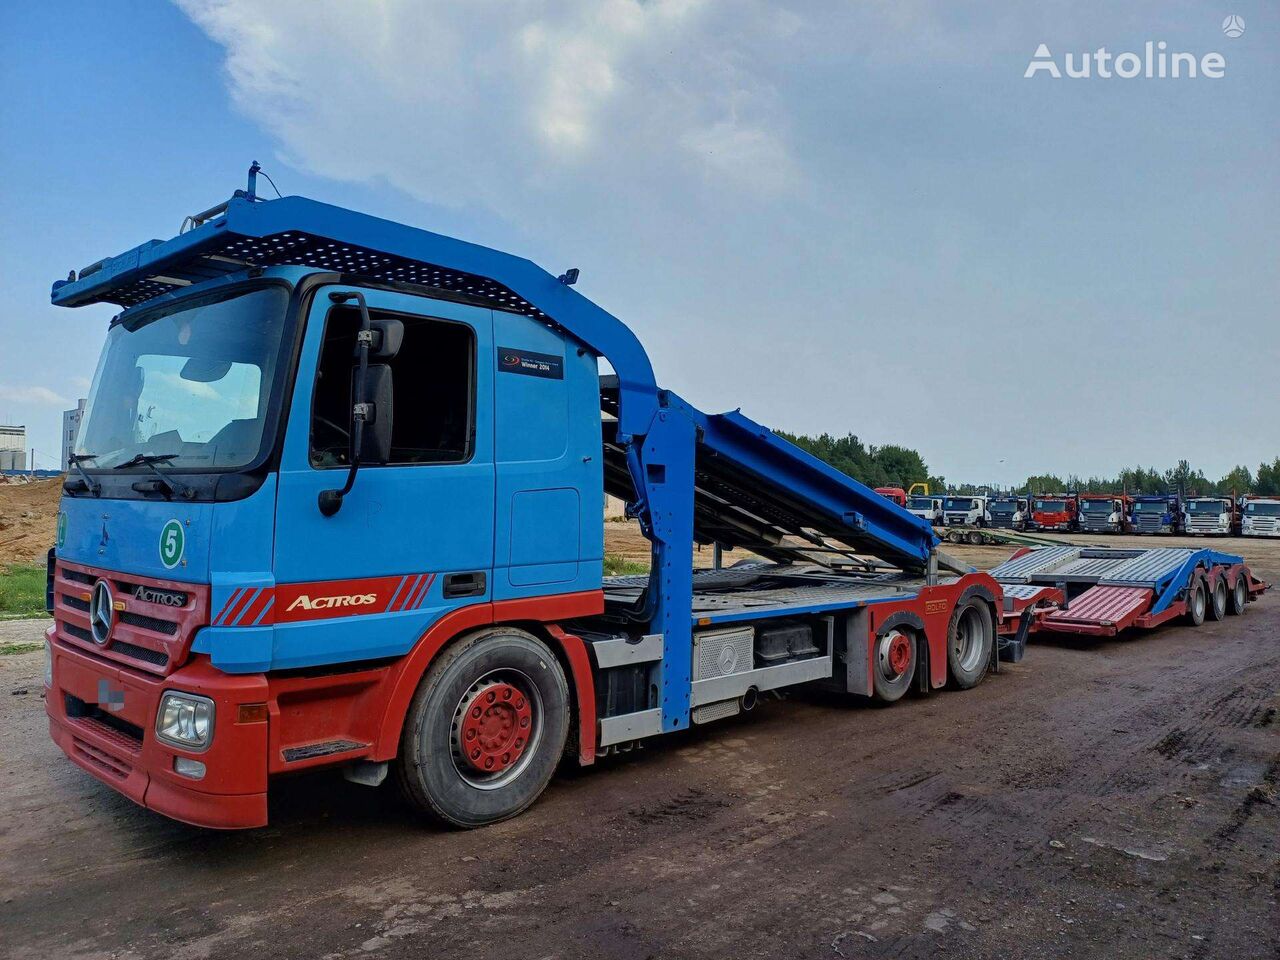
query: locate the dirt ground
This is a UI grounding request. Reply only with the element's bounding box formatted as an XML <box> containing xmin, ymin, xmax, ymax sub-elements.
<box><xmin>0</xmin><ymin>477</ymin><xmax>62</xmax><ymax>566</ymax></box>
<box><xmin>1</xmin><ymin>531</ymin><xmax>1277</xmax><ymax>958</ymax></box>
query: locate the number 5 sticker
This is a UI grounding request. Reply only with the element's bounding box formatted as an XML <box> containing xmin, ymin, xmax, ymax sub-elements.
<box><xmin>160</xmin><ymin>519</ymin><xmax>185</xmax><ymax>569</ymax></box>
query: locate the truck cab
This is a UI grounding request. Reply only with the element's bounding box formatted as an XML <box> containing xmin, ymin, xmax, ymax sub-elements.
<box><xmin>1241</xmin><ymin>498</ymin><xmax>1280</xmax><ymax>537</ymax></box>
<box><xmin>905</xmin><ymin>494</ymin><xmax>942</xmax><ymax>525</ymax></box>
<box><xmin>1077</xmin><ymin>494</ymin><xmax>1130</xmax><ymax>534</ymax></box>
<box><xmin>1183</xmin><ymin>497</ymin><xmax>1235</xmax><ymax>535</ymax></box>
<box><xmin>1129</xmin><ymin>495</ymin><xmax>1181</xmax><ymax>534</ymax></box>
<box><xmin>987</xmin><ymin>496</ymin><xmax>1028</xmax><ymax>530</ymax></box>
<box><xmin>942</xmin><ymin>495</ymin><xmax>989</xmax><ymax>527</ymax></box>
<box><xmin>1029</xmin><ymin>495</ymin><xmax>1076</xmax><ymax>532</ymax></box>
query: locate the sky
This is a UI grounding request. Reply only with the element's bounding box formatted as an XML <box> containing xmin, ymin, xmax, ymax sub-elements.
<box><xmin>0</xmin><ymin>0</ymin><xmax>1276</xmax><ymax>487</ymax></box>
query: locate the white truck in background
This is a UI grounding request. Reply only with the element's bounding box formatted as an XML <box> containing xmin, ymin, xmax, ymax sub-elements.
<box><xmin>1241</xmin><ymin>497</ymin><xmax>1280</xmax><ymax>538</ymax></box>
<box><xmin>906</xmin><ymin>493</ymin><xmax>943</xmax><ymax>525</ymax></box>
<box><xmin>942</xmin><ymin>495</ymin><xmax>990</xmax><ymax>528</ymax></box>
<box><xmin>1182</xmin><ymin>496</ymin><xmax>1236</xmax><ymax>536</ymax></box>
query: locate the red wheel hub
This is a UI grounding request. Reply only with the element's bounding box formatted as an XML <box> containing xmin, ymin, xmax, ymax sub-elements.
<box><xmin>457</xmin><ymin>682</ymin><xmax>532</xmax><ymax>774</ymax></box>
<box><xmin>885</xmin><ymin>633</ymin><xmax>912</xmax><ymax>676</ymax></box>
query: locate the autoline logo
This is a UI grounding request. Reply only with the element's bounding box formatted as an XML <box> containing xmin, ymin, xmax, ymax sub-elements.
<box><xmin>1025</xmin><ymin>41</ymin><xmax>1227</xmax><ymax>80</ymax></box>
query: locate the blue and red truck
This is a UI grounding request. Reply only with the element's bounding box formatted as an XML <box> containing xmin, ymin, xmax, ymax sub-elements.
<box><xmin>42</xmin><ymin>169</ymin><xmax>1269</xmax><ymax>830</ymax></box>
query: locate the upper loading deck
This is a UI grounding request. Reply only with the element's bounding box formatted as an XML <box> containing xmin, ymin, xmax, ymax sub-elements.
<box><xmin>52</xmin><ymin>180</ymin><xmax>938</xmax><ymax>574</ymax></box>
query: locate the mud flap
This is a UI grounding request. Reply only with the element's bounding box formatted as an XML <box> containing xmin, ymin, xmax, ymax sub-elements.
<box><xmin>995</xmin><ymin>607</ymin><xmax>1032</xmax><ymax>666</ymax></box>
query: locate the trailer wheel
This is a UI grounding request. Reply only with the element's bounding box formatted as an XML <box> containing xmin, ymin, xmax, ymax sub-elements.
<box><xmin>946</xmin><ymin>597</ymin><xmax>993</xmax><ymax>689</ymax></box>
<box><xmin>396</xmin><ymin>627</ymin><xmax>569</xmax><ymax>828</ymax></box>
<box><xmin>1229</xmin><ymin>574</ymin><xmax>1248</xmax><ymax>616</ymax></box>
<box><xmin>966</xmin><ymin>530</ymin><xmax>983</xmax><ymax>546</ymax></box>
<box><xmin>1186</xmin><ymin>578</ymin><xmax>1207</xmax><ymax>627</ymax></box>
<box><xmin>872</xmin><ymin>627</ymin><xmax>917</xmax><ymax>702</ymax></box>
<box><xmin>1208</xmin><ymin>577</ymin><xmax>1228</xmax><ymax>621</ymax></box>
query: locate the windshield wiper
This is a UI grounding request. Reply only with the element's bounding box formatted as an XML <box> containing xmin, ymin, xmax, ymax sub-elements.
<box><xmin>65</xmin><ymin>453</ymin><xmax>101</xmax><ymax>496</ymax></box>
<box><xmin>113</xmin><ymin>453</ymin><xmax>192</xmax><ymax>500</ymax></box>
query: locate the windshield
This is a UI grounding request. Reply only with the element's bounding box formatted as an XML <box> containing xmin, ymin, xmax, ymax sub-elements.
<box><xmin>1080</xmin><ymin>499</ymin><xmax>1113</xmax><ymax>513</ymax></box>
<box><xmin>77</xmin><ymin>286</ymin><xmax>291</xmax><ymax>470</ymax></box>
<box><xmin>1186</xmin><ymin>500</ymin><xmax>1226</xmax><ymax>513</ymax></box>
<box><xmin>1134</xmin><ymin>500</ymin><xmax>1171</xmax><ymax>512</ymax></box>
<box><xmin>907</xmin><ymin>496</ymin><xmax>934</xmax><ymax>510</ymax></box>
<box><xmin>1035</xmin><ymin>499</ymin><xmax>1067</xmax><ymax>512</ymax></box>
<box><xmin>943</xmin><ymin>498</ymin><xmax>973</xmax><ymax>511</ymax></box>
<box><xmin>1246</xmin><ymin>502</ymin><xmax>1280</xmax><ymax>516</ymax></box>
<box><xmin>989</xmin><ymin>501</ymin><xmax>1015</xmax><ymax>513</ymax></box>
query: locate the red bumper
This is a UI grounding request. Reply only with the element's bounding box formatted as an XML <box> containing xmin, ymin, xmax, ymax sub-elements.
<box><xmin>46</xmin><ymin>629</ymin><xmax>270</xmax><ymax>829</ymax></box>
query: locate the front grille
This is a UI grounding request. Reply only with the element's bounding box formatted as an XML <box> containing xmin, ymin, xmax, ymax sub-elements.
<box><xmin>63</xmin><ymin>622</ymin><xmax>92</xmax><ymax>643</ymax></box>
<box><xmin>63</xmin><ymin>593</ymin><xmax>90</xmax><ymax>612</ymax></box>
<box><xmin>119</xmin><ymin>611</ymin><xmax>178</xmax><ymax>636</ymax></box>
<box><xmin>111</xmin><ymin>640</ymin><xmax>169</xmax><ymax>667</ymax></box>
<box><xmin>63</xmin><ymin>568</ymin><xmax>96</xmax><ymax>586</ymax></box>
<box><xmin>65</xmin><ymin>693</ymin><xmax>144</xmax><ymax>748</ymax></box>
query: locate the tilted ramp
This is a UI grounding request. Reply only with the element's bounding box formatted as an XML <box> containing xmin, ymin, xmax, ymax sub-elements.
<box><xmin>990</xmin><ymin>545</ymin><xmax>1265</xmax><ymax>637</ymax></box>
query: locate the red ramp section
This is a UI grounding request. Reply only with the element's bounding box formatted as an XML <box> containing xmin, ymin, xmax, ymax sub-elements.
<box><xmin>1039</xmin><ymin>585</ymin><xmax>1154</xmax><ymax>637</ymax></box>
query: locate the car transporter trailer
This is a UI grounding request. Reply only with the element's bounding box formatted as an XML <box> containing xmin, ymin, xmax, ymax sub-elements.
<box><xmin>41</xmin><ymin>166</ymin><xmax>1270</xmax><ymax>830</ymax></box>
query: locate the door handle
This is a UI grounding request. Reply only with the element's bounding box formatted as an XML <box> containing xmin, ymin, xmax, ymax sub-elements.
<box><xmin>443</xmin><ymin>571</ymin><xmax>487</xmax><ymax>599</ymax></box>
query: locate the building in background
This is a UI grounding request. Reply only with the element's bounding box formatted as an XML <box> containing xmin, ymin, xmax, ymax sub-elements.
<box><xmin>0</xmin><ymin>424</ymin><xmax>27</xmax><ymax>471</ymax></box>
<box><xmin>61</xmin><ymin>398</ymin><xmax>87</xmax><ymax>471</ymax></box>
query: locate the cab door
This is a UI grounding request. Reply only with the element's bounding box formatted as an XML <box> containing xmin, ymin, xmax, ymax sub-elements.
<box><xmin>271</xmin><ymin>286</ymin><xmax>495</xmax><ymax>669</ymax></box>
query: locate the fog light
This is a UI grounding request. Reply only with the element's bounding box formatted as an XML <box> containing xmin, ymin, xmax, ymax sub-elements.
<box><xmin>156</xmin><ymin>692</ymin><xmax>215</xmax><ymax>751</ymax></box>
<box><xmin>173</xmin><ymin>757</ymin><xmax>206</xmax><ymax>780</ymax></box>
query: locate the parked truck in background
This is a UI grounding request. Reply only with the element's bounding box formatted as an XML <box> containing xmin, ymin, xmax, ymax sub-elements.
<box><xmin>1030</xmin><ymin>495</ymin><xmax>1077</xmax><ymax>532</ymax></box>
<box><xmin>1181</xmin><ymin>496</ymin><xmax>1236</xmax><ymax>536</ymax></box>
<box><xmin>874</xmin><ymin>487</ymin><xmax>908</xmax><ymax>508</ymax></box>
<box><xmin>1241</xmin><ymin>497</ymin><xmax>1280</xmax><ymax>538</ymax></box>
<box><xmin>42</xmin><ymin>169</ymin><xmax>1011</xmax><ymax>831</ymax></box>
<box><xmin>1076</xmin><ymin>494</ymin><xmax>1131</xmax><ymax>534</ymax></box>
<box><xmin>1129</xmin><ymin>494</ymin><xmax>1182</xmax><ymax>534</ymax></box>
<box><xmin>987</xmin><ymin>495</ymin><xmax>1029</xmax><ymax>530</ymax></box>
<box><xmin>942</xmin><ymin>495</ymin><xmax>990</xmax><ymax>528</ymax></box>
<box><xmin>906</xmin><ymin>493</ymin><xmax>942</xmax><ymax>526</ymax></box>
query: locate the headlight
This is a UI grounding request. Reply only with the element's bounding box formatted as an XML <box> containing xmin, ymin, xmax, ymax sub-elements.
<box><xmin>44</xmin><ymin>639</ymin><xmax>52</xmax><ymax>688</ymax></box>
<box><xmin>156</xmin><ymin>692</ymin><xmax>215</xmax><ymax>752</ymax></box>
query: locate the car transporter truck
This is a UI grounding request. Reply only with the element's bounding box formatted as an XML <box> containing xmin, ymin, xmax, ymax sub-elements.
<box><xmin>42</xmin><ymin>167</ymin><xmax>1270</xmax><ymax>830</ymax></box>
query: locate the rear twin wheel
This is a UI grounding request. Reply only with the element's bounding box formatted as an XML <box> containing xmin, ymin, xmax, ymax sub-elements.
<box><xmin>1186</xmin><ymin>579</ymin><xmax>1207</xmax><ymax>626</ymax></box>
<box><xmin>1208</xmin><ymin>578</ymin><xmax>1228</xmax><ymax>622</ymax></box>
<box><xmin>1229</xmin><ymin>575</ymin><xmax>1248</xmax><ymax>616</ymax></box>
<box><xmin>946</xmin><ymin>597</ymin><xmax>994</xmax><ymax>689</ymax></box>
<box><xmin>397</xmin><ymin>628</ymin><xmax>569</xmax><ymax>828</ymax></box>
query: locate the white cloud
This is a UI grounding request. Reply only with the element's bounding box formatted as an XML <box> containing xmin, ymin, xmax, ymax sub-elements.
<box><xmin>175</xmin><ymin>0</ymin><xmax>797</xmax><ymax>212</ymax></box>
<box><xmin>0</xmin><ymin>385</ymin><xmax>72</xmax><ymax>407</ymax></box>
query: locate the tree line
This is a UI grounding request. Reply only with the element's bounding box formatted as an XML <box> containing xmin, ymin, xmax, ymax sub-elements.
<box><xmin>780</xmin><ymin>431</ymin><xmax>1280</xmax><ymax>498</ymax></box>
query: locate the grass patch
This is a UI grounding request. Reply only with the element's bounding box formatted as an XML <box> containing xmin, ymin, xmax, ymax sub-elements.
<box><xmin>603</xmin><ymin>555</ymin><xmax>649</xmax><ymax>577</ymax></box>
<box><xmin>0</xmin><ymin>564</ymin><xmax>47</xmax><ymax>619</ymax></box>
<box><xmin>0</xmin><ymin>641</ymin><xmax>44</xmax><ymax>655</ymax></box>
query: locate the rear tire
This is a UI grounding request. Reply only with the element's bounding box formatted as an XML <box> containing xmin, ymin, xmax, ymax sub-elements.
<box><xmin>396</xmin><ymin>628</ymin><xmax>569</xmax><ymax>828</ymax></box>
<box><xmin>946</xmin><ymin>597</ymin><xmax>993</xmax><ymax>689</ymax></box>
<box><xmin>1186</xmin><ymin>579</ymin><xmax>1207</xmax><ymax>626</ymax></box>
<box><xmin>872</xmin><ymin>628</ymin><xmax>917</xmax><ymax>703</ymax></box>
<box><xmin>1228</xmin><ymin>574</ymin><xmax>1248</xmax><ymax>615</ymax></box>
<box><xmin>1208</xmin><ymin>577</ymin><xmax>1227</xmax><ymax>621</ymax></box>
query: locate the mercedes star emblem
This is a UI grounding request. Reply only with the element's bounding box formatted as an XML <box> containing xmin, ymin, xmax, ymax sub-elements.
<box><xmin>90</xmin><ymin>580</ymin><xmax>115</xmax><ymax>645</ymax></box>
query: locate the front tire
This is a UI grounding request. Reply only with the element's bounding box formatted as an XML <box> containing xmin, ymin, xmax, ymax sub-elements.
<box><xmin>396</xmin><ymin>628</ymin><xmax>569</xmax><ymax>828</ymax></box>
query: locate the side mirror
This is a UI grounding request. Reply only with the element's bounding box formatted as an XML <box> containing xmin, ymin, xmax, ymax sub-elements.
<box><xmin>356</xmin><ymin>363</ymin><xmax>394</xmax><ymax>464</ymax></box>
<box><xmin>353</xmin><ymin>318</ymin><xmax>404</xmax><ymax>361</ymax></box>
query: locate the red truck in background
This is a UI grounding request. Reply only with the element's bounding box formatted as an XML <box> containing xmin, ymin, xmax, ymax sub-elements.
<box><xmin>1030</xmin><ymin>494</ymin><xmax>1077</xmax><ymax>532</ymax></box>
